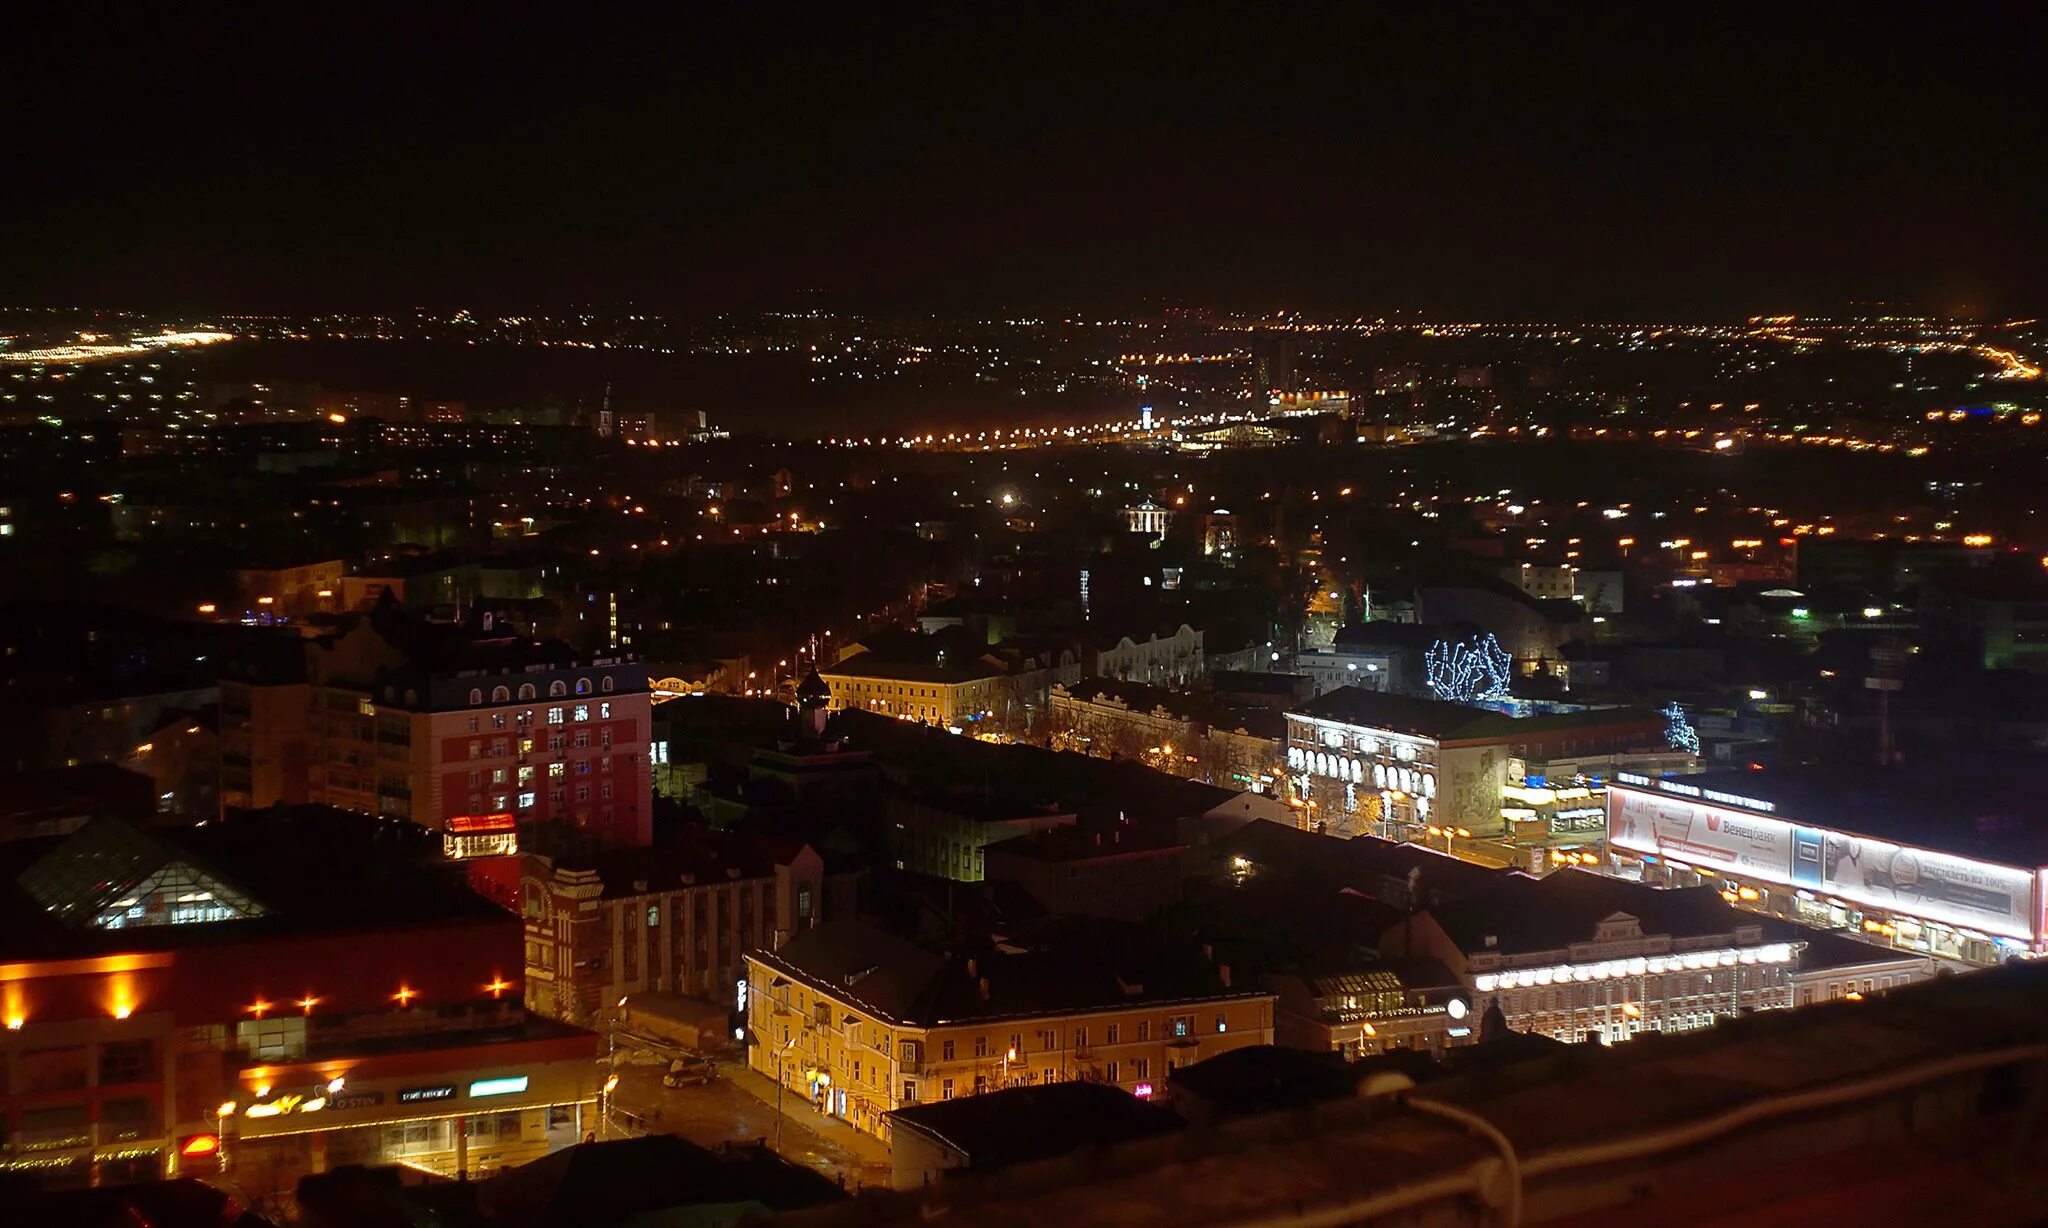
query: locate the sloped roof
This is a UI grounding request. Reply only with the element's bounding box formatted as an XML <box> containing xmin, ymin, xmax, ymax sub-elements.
<box><xmin>753</xmin><ymin>917</ymin><xmax>1263</xmax><ymax>1028</ymax></box>
<box><xmin>1423</xmin><ymin>869</ymin><xmax>1749</xmax><ymax>956</ymax></box>
<box><xmin>17</xmin><ymin>817</ymin><xmax>263</xmax><ymax>928</ymax></box>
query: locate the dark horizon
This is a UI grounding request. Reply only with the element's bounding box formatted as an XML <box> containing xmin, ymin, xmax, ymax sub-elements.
<box><xmin>4</xmin><ymin>7</ymin><xmax>2045</xmax><ymax>319</ymax></box>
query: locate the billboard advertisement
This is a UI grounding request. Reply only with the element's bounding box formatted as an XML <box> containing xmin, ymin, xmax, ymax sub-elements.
<box><xmin>1607</xmin><ymin>788</ymin><xmax>1800</xmax><ymax>881</ymax></box>
<box><xmin>1608</xmin><ymin>786</ymin><xmax>2039</xmax><ymax>942</ymax></box>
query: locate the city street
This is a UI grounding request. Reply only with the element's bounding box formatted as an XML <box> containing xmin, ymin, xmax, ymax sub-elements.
<box><xmin>607</xmin><ymin>1046</ymin><xmax>894</xmax><ymax>1192</ymax></box>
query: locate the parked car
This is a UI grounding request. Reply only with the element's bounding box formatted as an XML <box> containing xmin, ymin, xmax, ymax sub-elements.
<box><xmin>663</xmin><ymin>1056</ymin><xmax>717</xmax><ymax>1088</ymax></box>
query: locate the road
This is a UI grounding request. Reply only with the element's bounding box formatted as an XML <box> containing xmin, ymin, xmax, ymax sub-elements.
<box><xmin>606</xmin><ymin>1046</ymin><xmax>894</xmax><ymax>1192</ymax></box>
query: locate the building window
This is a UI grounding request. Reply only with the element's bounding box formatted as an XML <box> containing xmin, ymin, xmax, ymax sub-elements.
<box><xmin>941</xmin><ymin>1078</ymin><xmax>954</xmax><ymax>1100</ymax></box>
<box><xmin>973</xmin><ymin>1035</ymin><xmax>988</xmax><ymax>1058</ymax></box>
<box><xmin>901</xmin><ymin>1080</ymin><xmax>917</xmax><ymax>1103</ymax></box>
<box><xmin>98</xmin><ymin>1039</ymin><xmax>155</xmax><ymax>1085</ymax></box>
<box><xmin>1137</xmin><ymin>1021</ymin><xmax>1151</xmax><ymax>1042</ymax></box>
<box><xmin>1170</xmin><ymin>1015</ymin><xmax>1193</xmax><ymax>1038</ymax></box>
<box><xmin>1215</xmin><ymin>1012</ymin><xmax>1228</xmax><ymax>1034</ymax></box>
<box><xmin>1133</xmin><ymin>1059</ymin><xmax>1149</xmax><ymax>1079</ymax></box>
<box><xmin>547</xmin><ymin>707</ymin><xmax>564</xmax><ymax>725</ymax></box>
<box><xmin>1106</xmin><ymin>1060</ymin><xmax>1121</xmax><ymax>1082</ymax></box>
<box><xmin>1105</xmin><ymin>1023</ymin><xmax>1120</xmax><ymax>1045</ymax></box>
<box><xmin>549</xmin><ymin>762</ymin><xmax>565</xmax><ymax>778</ymax></box>
<box><xmin>941</xmin><ymin>1040</ymin><xmax>955</xmax><ymax>1061</ymax></box>
<box><xmin>492</xmin><ymin>686</ymin><xmax>510</xmax><ymax>703</ymax></box>
<box><xmin>549</xmin><ymin>681</ymin><xmax>567</xmax><ymax>698</ymax></box>
<box><xmin>469</xmin><ymin>689</ymin><xmax>484</xmax><ymax>705</ymax></box>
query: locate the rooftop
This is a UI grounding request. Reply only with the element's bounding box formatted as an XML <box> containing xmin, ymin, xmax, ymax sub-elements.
<box><xmin>750</xmin><ymin>917</ymin><xmax>1264</xmax><ymax>1028</ymax></box>
<box><xmin>1639</xmin><ymin>766</ymin><xmax>2048</xmax><ymax>868</ymax></box>
<box><xmin>0</xmin><ymin>807</ymin><xmax>504</xmax><ymax>962</ymax></box>
<box><xmin>982</xmin><ymin>824</ymin><xmax>1185</xmax><ymax>864</ymax></box>
<box><xmin>888</xmin><ymin>1082</ymin><xmax>1181</xmax><ymax>1167</ymax></box>
<box><xmin>1420</xmin><ymin>868</ymin><xmax>1761</xmax><ymax>957</ymax></box>
<box><xmin>776</xmin><ymin>958</ymin><xmax>2048</xmax><ymax>1228</ymax></box>
<box><xmin>1294</xmin><ymin>685</ymin><xmax>1660</xmax><ymax>742</ymax></box>
<box><xmin>542</xmin><ymin>828</ymin><xmax>810</xmax><ymax>898</ymax></box>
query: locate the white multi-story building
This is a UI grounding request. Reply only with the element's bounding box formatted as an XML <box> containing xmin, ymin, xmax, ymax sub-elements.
<box><xmin>1387</xmin><ymin>869</ymin><xmax>1802</xmax><ymax>1044</ymax></box>
<box><xmin>1284</xmin><ymin>688</ymin><xmax>1663</xmax><ymax>841</ymax></box>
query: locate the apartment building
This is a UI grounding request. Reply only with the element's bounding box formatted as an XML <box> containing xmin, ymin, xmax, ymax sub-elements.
<box><xmin>744</xmin><ymin>920</ymin><xmax>1273</xmax><ymax>1142</ymax></box>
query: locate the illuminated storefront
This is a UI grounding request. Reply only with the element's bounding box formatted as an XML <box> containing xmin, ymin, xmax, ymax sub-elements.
<box><xmin>1607</xmin><ymin>774</ymin><xmax>2043</xmax><ymax>966</ymax></box>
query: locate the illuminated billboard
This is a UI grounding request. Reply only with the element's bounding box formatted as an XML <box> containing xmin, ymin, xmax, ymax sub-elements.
<box><xmin>1608</xmin><ymin>785</ymin><xmax>2038</xmax><ymax>942</ymax></box>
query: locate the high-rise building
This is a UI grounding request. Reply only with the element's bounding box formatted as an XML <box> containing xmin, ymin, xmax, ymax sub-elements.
<box><xmin>1249</xmin><ymin>333</ymin><xmax>1297</xmax><ymax>396</ymax></box>
<box><xmin>219</xmin><ymin>604</ymin><xmax>652</xmax><ymax>862</ymax></box>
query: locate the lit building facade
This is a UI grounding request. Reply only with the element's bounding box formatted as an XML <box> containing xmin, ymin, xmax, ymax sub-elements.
<box><xmin>1123</xmin><ymin>499</ymin><xmax>1173</xmax><ymax>537</ymax></box>
<box><xmin>1266</xmin><ymin>962</ymin><xmax>1476</xmax><ymax>1060</ymax></box>
<box><xmin>1389</xmin><ymin>871</ymin><xmax>1803</xmax><ymax>1045</ymax></box>
<box><xmin>0</xmin><ymin>819</ymin><xmax>598</xmax><ymax>1198</ymax></box>
<box><xmin>520</xmin><ymin>837</ymin><xmax>838</xmax><ymax>1028</ymax></box>
<box><xmin>817</xmin><ymin>655</ymin><xmax>1009</xmax><ymax>729</ymax></box>
<box><xmin>221</xmin><ymin>611</ymin><xmax>652</xmax><ymax>859</ymax></box>
<box><xmin>744</xmin><ymin>921</ymin><xmax>1273</xmax><ymax>1142</ymax></box>
<box><xmin>1285</xmin><ymin>688</ymin><xmax>1662</xmax><ymax>843</ymax></box>
<box><xmin>1607</xmin><ymin>772</ymin><xmax>2048</xmax><ymax>966</ymax></box>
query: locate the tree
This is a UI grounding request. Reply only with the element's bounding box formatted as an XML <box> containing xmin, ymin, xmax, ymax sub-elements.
<box><xmin>1426</xmin><ymin>634</ymin><xmax>1513</xmax><ymax>702</ymax></box>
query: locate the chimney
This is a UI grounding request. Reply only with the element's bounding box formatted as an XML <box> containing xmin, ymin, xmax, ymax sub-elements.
<box><xmin>1217</xmin><ymin>963</ymin><xmax>1232</xmax><ymax>988</ymax></box>
<box><xmin>978</xmin><ymin>977</ymin><xmax>991</xmax><ymax>1001</ymax></box>
<box><xmin>1484</xmin><ymin>934</ymin><xmax>1498</xmax><ymax>949</ymax></box>
<box><xmin>966</xmin><ymin>957</ymin><xmax>978</xmax><ymax>979</ymax></box>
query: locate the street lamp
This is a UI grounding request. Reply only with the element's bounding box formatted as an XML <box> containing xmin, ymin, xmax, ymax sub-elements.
<box><xmin>602</xmin><ymin>995</ymin><xmax>626</xmax><ymax>1138</ymax></box>
<box><xmin>774</xmin><ymin>1037</ymin><xmax>797</xmax><ymax>1153</ymax></box>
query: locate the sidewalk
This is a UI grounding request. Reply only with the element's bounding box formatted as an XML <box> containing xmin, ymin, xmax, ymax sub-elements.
<box><xmin>729</xmin><ymin>1063</ymin><xmax>894</xmax><ymax>1171</ymax></box>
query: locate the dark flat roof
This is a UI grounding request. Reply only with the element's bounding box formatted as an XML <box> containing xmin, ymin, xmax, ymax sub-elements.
<box><xmin>1423</xmin><ymin>869</ymin><xmax>1754</xmax><ymax>956</ymax></box>
<box><xmin>1294</xmin><ymin>687</ymin><xmax>1660</xmax><ymax>742</ymax></box>
<box><xmin>888</xmin><ymin>1082</ymin><xmax>1181</xmax><ymax>1165</ymax></box>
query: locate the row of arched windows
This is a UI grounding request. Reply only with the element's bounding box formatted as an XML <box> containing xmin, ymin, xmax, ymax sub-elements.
<box><xmin>469</xmin><ymin>676</ymin><xmax>616</xmax><ymax>706</ymax></box>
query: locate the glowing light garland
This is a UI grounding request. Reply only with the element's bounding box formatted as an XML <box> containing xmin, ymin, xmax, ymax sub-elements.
<box><xmin>1426</xmin><ymin>633</ymin><xmax>1512</xmax><ymax>702</ymax></box>
<box><xmin>1662</xmin><ymin>701</ymin><xmax>1700</xmax><ymax>755</ymax></box>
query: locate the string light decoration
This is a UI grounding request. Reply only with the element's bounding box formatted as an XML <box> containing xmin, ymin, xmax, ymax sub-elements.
<box><xmin>1662</xmin><ymin>701</ymin><xmax>1701</xmax><ymax>755</ymax></box>
<box><xmin>1426</xmin><ymin>633</ymin><xmax>1513</xmax><ymax>702</ymax></box>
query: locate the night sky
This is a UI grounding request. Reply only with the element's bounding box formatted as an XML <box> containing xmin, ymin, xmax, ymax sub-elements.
<box><xmin>5</xmin><ymin>6</ymin><xmax>2044</xmax><ymax>317</ymax></box>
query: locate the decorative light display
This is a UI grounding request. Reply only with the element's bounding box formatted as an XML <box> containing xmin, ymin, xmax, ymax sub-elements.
<box><xmin>1426</xmin><ymin>633</ymin><xmax>1513</xmax><ymax>702</ymax></box>
<box><xmin>1662</xmin><ymin>701</ymin><xmax>1700</xmax><ymax>755</ymax></box>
